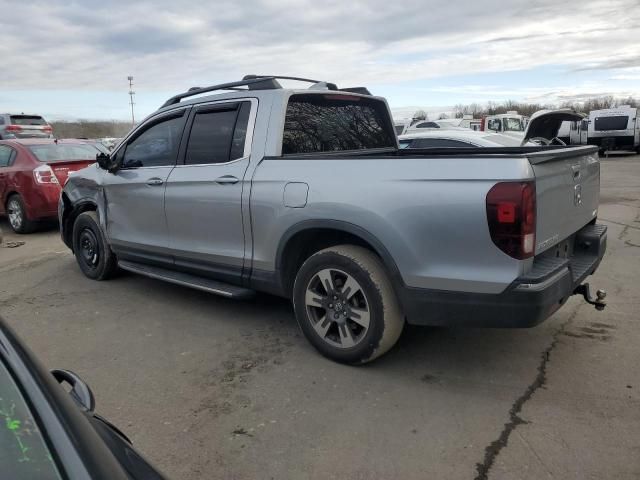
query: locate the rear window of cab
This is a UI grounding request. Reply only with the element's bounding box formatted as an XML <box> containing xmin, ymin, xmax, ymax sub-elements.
<box><xmin>282</xmin><ymin>94</ymin><xmax>396</xmax><ymax>154</ymax></box>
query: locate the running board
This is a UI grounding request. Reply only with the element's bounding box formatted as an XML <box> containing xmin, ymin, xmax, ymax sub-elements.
<box><xmin>118</xmin><ymin>261</ymin><xmax>255</xmax><ymax>299</ymax></box>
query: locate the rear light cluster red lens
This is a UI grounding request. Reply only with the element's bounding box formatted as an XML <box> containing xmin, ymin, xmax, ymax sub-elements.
<box><xmin>486</xmin><ymin>181</ymin><xmax>536</xmax><ymax>259</ymax></box>
<box><xmin>42</xmin><ymin>125</ymin><xmax>53</xmax><ymax>132</ymax></box>
<box><xmin>5</xmin><ymin>125</ymin><xmax>22</xmax><ymax>132</ymax></box>
<box><xmin>33</xmin><ymin>165</ymin><xmax>59</xmax><ymax>185</ymax></box>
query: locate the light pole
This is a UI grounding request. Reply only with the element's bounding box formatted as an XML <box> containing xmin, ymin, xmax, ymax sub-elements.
<box><xmin>127</xmin><ymin>76</ymin><xmax>136</xmax><ymax>127</ymax></box>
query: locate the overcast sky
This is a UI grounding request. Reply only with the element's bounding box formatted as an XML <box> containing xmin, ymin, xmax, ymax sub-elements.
<box><xmin>1</xmin><ymin>0</ymin><xmax>639</xmax><ymax>120</ymax></box>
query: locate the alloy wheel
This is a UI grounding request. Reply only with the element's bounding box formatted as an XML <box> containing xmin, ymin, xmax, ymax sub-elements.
<box><xmin>7</xmin><ymin>199</ymin><xmax>22</xmax><ymax>230</ymax></box>
<box><xmin>304</xmin><ymin>268</ymin><xmax>371</xmax><ymax>348</ymax></box>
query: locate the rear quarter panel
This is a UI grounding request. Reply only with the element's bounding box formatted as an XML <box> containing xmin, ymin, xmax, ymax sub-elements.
<box><xmin>251</xmin><ymin>155</ymin><xmax>534</xmax><ymax>294</ymax></box>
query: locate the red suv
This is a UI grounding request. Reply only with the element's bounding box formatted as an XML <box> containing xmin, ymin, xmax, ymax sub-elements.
<box><xmin>0</xmin><ymin>139</ymin><xmax>100</xmax><ymax>233</ymax></box>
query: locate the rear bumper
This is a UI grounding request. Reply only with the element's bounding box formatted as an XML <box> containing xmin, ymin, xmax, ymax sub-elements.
<box><xmin>399</xmin><ymin>223</ymin><xmax>607</xmax><ymax>327</ymax></box>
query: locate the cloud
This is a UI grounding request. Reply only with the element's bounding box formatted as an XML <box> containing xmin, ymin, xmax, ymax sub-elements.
<box><xmin>0</xmin><ymin>0</ymin><xmax>639</xmax><ymax>118</ymax></box>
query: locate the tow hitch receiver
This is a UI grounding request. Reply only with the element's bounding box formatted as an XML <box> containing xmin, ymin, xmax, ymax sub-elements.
<box><xmin>574</xmin><ymin>283</ymin><xmax>607</xmax><ymax>311</ymax></box>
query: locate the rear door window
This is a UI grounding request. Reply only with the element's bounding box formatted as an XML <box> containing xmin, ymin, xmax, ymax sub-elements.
<box><xmin>282</xmin><ymin>94</ymin><xmax>396</xmax><ymax>154</ymax></box>
<box><xmin>184</xmin><ymin>102</ymin><xmax>251</xmax><ymax>165</ymax></box>
<box><xmin>0</xmin><ymin>146</ymin><xmax>13</xmax><ymax>167</ymax></box>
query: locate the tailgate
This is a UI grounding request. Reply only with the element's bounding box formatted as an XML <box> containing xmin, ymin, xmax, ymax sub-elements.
<box><xmin>529</xmin><ymin>146</ymin><xmax>600</xmax><ymax>254</ymax></box>
<box><xmin>48</xmin><ymin>160</ymin><xmax>95</xmax><ymax>185</ymax></box>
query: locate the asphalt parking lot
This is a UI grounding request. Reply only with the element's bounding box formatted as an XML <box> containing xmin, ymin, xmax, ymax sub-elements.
<box><xmin>1</xmin><ymin>153</ymin><xmax>639</xmax><ymax>480</ymax></box>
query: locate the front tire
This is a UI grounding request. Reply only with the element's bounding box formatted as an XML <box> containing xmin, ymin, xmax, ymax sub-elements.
<box><xmin>72</xmin><ymin>211</ymin><xmax>117</xmax><ymax>280</ymax></box>
<box><xmin>293</xmin><ymin>245</ymin><xmax>404</xmax><ymax>364</ymax></box>
<box><xmin>6</xmin><ymin>194</ymin><xmax>36</xmax><ymax>234</ymax></box>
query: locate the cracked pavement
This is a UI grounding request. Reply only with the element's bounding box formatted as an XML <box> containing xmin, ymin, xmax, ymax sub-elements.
<box><xmin>0</xmin><ymin>154</ymin><xmax>639</xmax><ymax>479</ymax></box>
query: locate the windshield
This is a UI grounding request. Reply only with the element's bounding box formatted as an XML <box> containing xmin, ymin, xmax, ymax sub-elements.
<box><xmin>0</xmin><ymin>360</ymin><xmax>62</xmax><ymax>479</ymax></box>
<box><xmin>282</xmin><ymin>94</ymin><xmax>396</xmax><ymax>154</ymax></box>
<box><xmin>503</xmin><ymin>117</ymin><xmax>523</xmax><ymax>132</ymax></box>
<box><xmin>28</xmin><ymin>144</ymin><xmax>100</xmax><ymax>162</ymax></box>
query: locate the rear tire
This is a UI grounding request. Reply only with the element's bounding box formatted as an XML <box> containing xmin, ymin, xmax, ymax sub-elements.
<box><xmin>6</xmin><ymin>194</ymin><xmax>36</xmax><ymax>234</ymax></box>
<box><xmin>72</xmin><ymin>211</ymin><xmax>117</xmax><ymax>280</ymax></box>
<box><xmin>293</xmin><ymin>245</ymin><xmax>404</xmax><ymax>364</ymax></box>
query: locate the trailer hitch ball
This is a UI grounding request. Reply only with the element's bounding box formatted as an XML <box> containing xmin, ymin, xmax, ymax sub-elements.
<box><xmin>574</xmin><ymin>283</ymin><xmax>607</xmax><ymax>311</ymax></box>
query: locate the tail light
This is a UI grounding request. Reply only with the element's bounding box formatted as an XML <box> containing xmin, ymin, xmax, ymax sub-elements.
<box><xmin>33</xmin><ymin>164</ymin><xmax>59</xmax><ymax>185</ymax></box>
<box><xmin>5</xmin><ymin>125</ymin><xmax>22</xmax><ymax>133</ymax></box>
<box><xmin>486</xmin><ymin>181</ymin><xmax>536</xmax><ymax>259</ymax></box>
<box><xmin>42</xmin><ymin>125</ymin><xmax>53</xmax><ymax>133</ymax></box>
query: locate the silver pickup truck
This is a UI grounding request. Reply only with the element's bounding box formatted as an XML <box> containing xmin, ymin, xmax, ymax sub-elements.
<box><xmin>59</xmin><ymin>75</ymin><xmax>607</xmax><ymax>364</ymax></box>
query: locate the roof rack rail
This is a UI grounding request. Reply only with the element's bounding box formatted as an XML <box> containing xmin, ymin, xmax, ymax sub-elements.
<box><xmin>242</xmin><ymin>74</ymin><xmax>338</xmax><ymax>91</ymax></box>
<box><xmin>245</xmin><ymin>76</ymin><xmax>375</xmax><ymax>96</ymax></box>
<box><xmin>161</xmin><ymin>77</ymin><xmax>282</xmax><ymax>108</ymax></box>
<box><xmin>161</xmin><ymin>75</ymin><xmax>370</xmax><ymax>108</ymax></box>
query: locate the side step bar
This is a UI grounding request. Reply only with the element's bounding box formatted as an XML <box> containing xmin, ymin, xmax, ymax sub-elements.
<box><xmin>118</xmin><ymin>260</ymin><xmax>255</xmax><ymax>299</ymax></box>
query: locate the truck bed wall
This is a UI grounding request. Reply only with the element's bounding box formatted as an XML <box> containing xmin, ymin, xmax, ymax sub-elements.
<box><xmin>250</xmin><ymin>155</ymin><xmax>535</xmax><ymax>295</ymax></box>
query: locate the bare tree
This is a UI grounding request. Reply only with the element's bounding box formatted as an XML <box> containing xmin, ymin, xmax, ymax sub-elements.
<box><xmin>445</xmin><ymin>96</ymin><xmax>639</xmax><ymax>119</ymax></box>
<box><xmin>50</xmin><ymin>120</ymin><xmax>134</xmax><ymax>139</ymax></box>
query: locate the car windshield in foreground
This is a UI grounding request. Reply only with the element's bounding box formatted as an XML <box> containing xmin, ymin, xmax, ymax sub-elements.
<box><xmin>0</xmin><ymin>360</ymin><xmax>62</xmax><ymax>480</ymax></box>
<box><xmin>503</xmin><ymin>118</ymin><xmax>523</xmax><ymax>132</ymax></box>
<box><xmin>10</xmin><ymin>116</ymin><xmax>47</xmax><ymax>126</ymax></box>
<box><xmin>28</xmin><ymin>144</ymin><xmax>99</xmax><ymax>162</ymax></box>
<box><xmin>282</xmin><ymin>94</ymin><xmax>396</xmax><ymax>154</ymax></box>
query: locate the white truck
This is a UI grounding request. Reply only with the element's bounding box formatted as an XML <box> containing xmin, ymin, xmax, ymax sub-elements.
<box><xmin>480</xmin><ymin>111</ymin><xmax>528</xmax><ymax>140</ymax></box>
<box><xmin>587</xmin><ymin>106</ymin><xmax>640</xmax><ymax>154</ymax></box>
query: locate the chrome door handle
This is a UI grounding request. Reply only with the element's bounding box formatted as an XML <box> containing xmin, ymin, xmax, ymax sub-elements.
<box><xmin>146</xmin><ymin>178</ymin><xmax>164</xmax><ymax>186</ymax></box>
<box><xmin>215</xmin><ymin>175</ymin><xmax>239</xmax><ymax>185</ymax></box>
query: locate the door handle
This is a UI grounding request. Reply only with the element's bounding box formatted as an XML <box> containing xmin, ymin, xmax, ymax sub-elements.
<box><xmin>215</xmin><ymin>175</ymin><xmax>239</xmax><ymax>185</ymax></box>
<box><xmin>146</xmin><ymin>177</ymin><xmax>164</xmax><ymax>186</ymax></box>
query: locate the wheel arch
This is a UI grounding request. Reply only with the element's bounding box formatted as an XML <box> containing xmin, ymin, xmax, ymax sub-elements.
<box><xmin>61</xmin><ymin>194</ymin><xmax>100</xmax><ymax>250</ymax></box>
<box><xmin>271</xmin><ymin>220</ymin><xmax>404</xmax><ymax>299</ymax></box>
<box><xmin>4</xmin><ymin>190</ymin><xmax>20</xmax><ymax>208</ymax></box>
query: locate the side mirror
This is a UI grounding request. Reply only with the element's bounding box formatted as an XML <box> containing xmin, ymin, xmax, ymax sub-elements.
<box><xmin>51</xmin><ymin>369</ymin><xmax>96</xmax><ymax>412</ymax></box>
<box><xmin>96</xmin><ymin>152</ymin><xmax>119</xmax><ymax>173</ymax></box>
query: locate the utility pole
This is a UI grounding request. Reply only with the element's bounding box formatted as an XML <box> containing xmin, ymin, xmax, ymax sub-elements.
<box><xmin>127</xmin><ymin>76</ymin><xmax>136</xmax><ymax>127</ymax></box>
